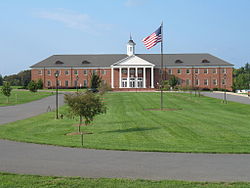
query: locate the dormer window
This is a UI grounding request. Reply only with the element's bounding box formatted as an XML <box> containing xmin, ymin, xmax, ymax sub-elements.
<box><xmin>175</xmin><ymin>59</ymin><xmax>183</xmax><ymax>64</ymax></box>
<box><xmin>82</xmin><ymin>60</ymin><xmax>90</xmax><ymax>64</ymax></box>
<box><xmin>55</xmin><ymin>60</ymin><xmax>64</xmax><ymax>64</ymax></box>
<box><xmin>202</xmin><ymin>59</ymin><xmax>210</xmax><ymax>63</ymax></box>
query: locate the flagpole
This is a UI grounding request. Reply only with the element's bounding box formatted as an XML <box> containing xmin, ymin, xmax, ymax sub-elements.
<box><xmin>160</xmin><ymin>22</ymin><xmax>163</xmax><ymax>110</ymax></box>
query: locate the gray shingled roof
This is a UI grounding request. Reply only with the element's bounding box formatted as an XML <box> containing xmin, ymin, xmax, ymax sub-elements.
<box><xmin>30</xmin><ymin>53</ymin><xmax>233</xmax><ymax>68</ymax></box>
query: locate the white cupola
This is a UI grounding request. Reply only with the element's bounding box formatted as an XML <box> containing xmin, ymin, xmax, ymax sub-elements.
<box><xmin>127</xmin><ymin>34</ymin><xmax>136</xmax><ymax>56</ymax></box>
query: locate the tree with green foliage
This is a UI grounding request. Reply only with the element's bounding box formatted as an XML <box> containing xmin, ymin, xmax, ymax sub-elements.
<box><xmin>64</xmin><ymin>91</ymin><xmax>106</xmax><ymax>132</ymax></box>
<box><xmin>232</xmin><ymin>63</ymin><xmax>250</xmax><ymax>91</ymax></box>
<box><xmin>0</xmin><ymin>74</ymin><xmax>3</xmax><ymax>86</ymax></box>
<box><xmin>168</xmin><ymin>75</ymin><xmax>180</xmax><ymax>90</ymax></box>
<box><xmin>1</xmin><ymin>82</ymin><xmax>12</xmax><ymax>103</ymax></box>
<box><xmin>37</xmin><ymin>79</ymin><xmax>43</xmax><ymax>89</ymax></box>
<box><xmin>90</xmin><ymin>73</ymin><xmax>102</xmax><ymax>91</ymax></box>
<box><xmin>28</xmin><ymin>80</ymin><xmax>38</xmax><ymax>92</ymax></box>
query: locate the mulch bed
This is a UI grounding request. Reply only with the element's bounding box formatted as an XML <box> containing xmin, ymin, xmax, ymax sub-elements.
<box><xmin>144</xmin><ymin>108</ymin><xmax>182</xmax><ymax>111</ymax></box>
<box><xmin>66</xmin><ymin>132</ymin><xmax>93</xmax><ymax>136</ymax></box>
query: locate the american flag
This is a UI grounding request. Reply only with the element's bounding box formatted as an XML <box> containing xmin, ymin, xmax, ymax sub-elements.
<box><xmin>142</xmin><ymin>26</ymin><xmax>162</xmax><ymax>49</ymax></box>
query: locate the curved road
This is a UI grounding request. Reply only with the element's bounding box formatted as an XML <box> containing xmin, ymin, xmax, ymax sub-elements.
<box><xmin>0</xmin><ymin>94</ymin><xmax>64</xmax><ymax>125</ymax></box>
<box><xmin>0</xmin><ymin>92</ymin><xmax>250</xmax><ymax>182</ymax></box>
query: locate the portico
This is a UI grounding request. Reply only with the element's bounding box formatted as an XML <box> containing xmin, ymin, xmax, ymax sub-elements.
<box><xmin>111</xmin><ymin>55</ymin><xmax>155</xmax><ymax>89</ymax></box>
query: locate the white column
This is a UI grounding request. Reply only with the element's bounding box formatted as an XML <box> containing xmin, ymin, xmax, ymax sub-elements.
<box><xmin>143</xmin><ymin>67</ymin><xmax>146</xmax><ymax>88</ymax></box>
<box><xmin>111</xmin><ymin>67</ymin><xmax>114</xmax><ymax>88</ymax></box>
<box><xmin>151</xmin><ymin>67</ymin><xmax>154</xmax><ymax>88</ymax></box>
<box><xmin>119</xmin><ymin>67</ymin><xmax>122</xmax><ymax>88</ymax></box>
<box><xmin>127</xmin><ymin>67</ymin><xmax>130</xmax><ymax>88</ymax></box>
<box><xmin>135</xmin><ymin>67</ymin><xmax>138</xmax><ymax>88</ymax></box>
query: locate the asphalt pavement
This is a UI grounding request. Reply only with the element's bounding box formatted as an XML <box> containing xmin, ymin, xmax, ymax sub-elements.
<box><xmin>0</xmin><ymin>94</ymin><xmax>64</xmax><ymax>125</ymax></box>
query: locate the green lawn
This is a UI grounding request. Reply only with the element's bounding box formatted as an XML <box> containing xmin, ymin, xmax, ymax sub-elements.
<box><xmin>0</xmin><ymin>90</ymin><xmax>54</xmax><ymax>106</ymax></box>
<box><xmin>0</xmin><ymin>172</ymin><xmax>249</xmax><ymax>188</ymax></box>
<box><xmin>1</xmin><ymin>92</ymin><xmax>250</xmax><ymax>153</ymax></box>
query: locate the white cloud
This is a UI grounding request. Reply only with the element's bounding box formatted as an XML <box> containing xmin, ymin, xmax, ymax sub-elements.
<box><xmin>36</xmin><ymin>9</ymin><xmax>111</xmax><ymax>34</ymax></box>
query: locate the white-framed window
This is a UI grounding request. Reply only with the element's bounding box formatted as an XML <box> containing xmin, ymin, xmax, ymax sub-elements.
<box><xmin>84</xmin><ymin>80</ymin><xmax>88</xmax><ymax>87</ymax></box>
<box><xmin>65</xmin><ymin>80</ymin><xmax>69</xmax><ymax>87</ymax></box>
<box><xmin>177</xmin><ymin>69</ymin><xmax>181</xmax><ymax>74</ymax></box>
<box><xmin>204</xmin><ymin>69</ymin><xmax>208</xmax><ymax>74</ymax></box>
<box><xmin>213</xmin><ymin>79</ymin><xmax>217</xmax><ymax>85</ymax></box>
<box><xmin>38</xmin><ymin>70</ymin><xmax>42</xmax><ymax>75</ymax></box>
<box><xmin>65</xmin><ymin>70</ymin><xmax>69</xmax><ymax>75</ymax></box>
<box><xmin>222</xmin><ymin>68</ymin><xmax>226</xmax><ymax>74</ymax></box>
<box><xmin>168</xmin><ymin>69</ymin><xmax>172</xmax><ymax>75</ymax></box>
<box><xmin>74</xmin><ymin>80</ymin><xmax>78</xmax><ymax>86</ymax></box>
<box><xmin>204</xmin><ymin>79</ymin><xmax>208</xmax><ymax>86</ymax></box>
<box><xmin>47</xmin><ymin>70</ymin><xmax>51</xmax><ymax>75</ymax></box>
<box><xmin>212</xmin><ymin>68</ymin><xmax>217</xmax><ymax>74</ymax></box>
<box><xmin>74</xmin><ymin>70</ymin><xmax>78</xmax><ymax>75</ymax></box>
<box><xmin>222</xmin><ymin>79</ymin><xmax>226</xmax><ymax>85</ymax></box>
<box><xmin>56</xmin><ymin>80</ymin><xmax>61</xmax><ymax>86</ymax></box>
<box><xmin>93</xmin><ymin>70</ymin><xmax>97</xmax><ymax>74</ymax></box>
<box><xmin>195</xmin><ymin>79</ymin><xmax>199</xmax><ymax>86</ymax></box>
<box><xmin>186</xmin><ymin>79</ymin><xmax>190</xmax><ymax>86</ymax></box>
<box><xmin>186</xmin><ymin>69</ymin><xmax>190</xmax><ymax>74</ymax></box>
<box><xmin>83</xmin><ymin>70</ymin><xmax>88</xmax><ymax>75</ymax></box>
<box><xmin>194</xmin><ymin>69</ymin><xmax>199</xmax><ymax>74</ymax></box>
<box><xmin>47</xmin><ymin>80</ymin><xmax>51</xmax><ymax>87</ymax></box>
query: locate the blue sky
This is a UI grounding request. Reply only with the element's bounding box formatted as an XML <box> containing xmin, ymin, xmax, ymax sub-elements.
<box><xmin>0</xmin><ymin>0</ymin><xmax>250</xmax><ymax>76</ymax></box>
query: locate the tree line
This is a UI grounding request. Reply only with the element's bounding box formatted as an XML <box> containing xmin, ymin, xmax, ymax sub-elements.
<box><xmin>0</xmin><ymin>70</ymin><xmax>31</xmax><ymax>87</ymax></box>
<box><xmin>232</xmin><ymin>63</ymin><xmax>250</xmax><ymax>91</ymax></box>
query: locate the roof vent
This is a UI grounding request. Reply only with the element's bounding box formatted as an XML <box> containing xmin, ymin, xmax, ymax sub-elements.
<box><xmin>55</xmin><ymin>60</ymin><xmax>64</xmax><ymax>64</ymax></box>
<box><xmin>82</xmin><ymin>60</ymin><xmax>91</xmax><ymax>64</ymax></box>
<box><xmin>175</xmin><ymin>59</ymin><xmax>183</xmax><ymax>64</ymax></box>
<box><xmin>202</xmin><ymin>59</ymin><xmax>210</xmax><ymax>63</ymax></box>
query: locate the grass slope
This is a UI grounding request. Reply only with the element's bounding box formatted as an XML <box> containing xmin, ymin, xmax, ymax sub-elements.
<box><xmin>0</xmin><ymin>172</ymin><xmax>250</xmax><ymax>188</ymax></box>
<box><xmin>0</xmin><ymin>90</ymin><xmax>53</xmax><ymax>106</ymax></box>
<box><xmin>0</xmin><ymin>92</ymin><xmax>250</xmax><ymax>153</ymax></box>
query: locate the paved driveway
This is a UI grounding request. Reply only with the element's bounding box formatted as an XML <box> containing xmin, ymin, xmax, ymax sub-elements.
<box><xmin>1</xmin><ymin>139</ymin><xmax>250</xmax><ymax>182</ymax></box>
<box><xmin>202</xmin><ymin>92</ymin><xmax>250</xmax><ymax>104</ymax></box>
<box><xmin>0</xmin><ymin>94</ymin><xmax>64</xmax><ymax>125</ymax></box>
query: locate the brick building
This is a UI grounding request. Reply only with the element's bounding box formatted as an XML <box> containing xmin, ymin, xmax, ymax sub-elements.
<box><xmin>31</xmin><ymin>38</ymin><xmax>233</xmax><ymax>91</ymax></box>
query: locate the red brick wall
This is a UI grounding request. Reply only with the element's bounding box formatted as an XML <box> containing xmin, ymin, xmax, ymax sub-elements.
<box><xmin>31</xmin><ymin>66</ymin><xmax>233</xmax><ymax>91</ymax></box>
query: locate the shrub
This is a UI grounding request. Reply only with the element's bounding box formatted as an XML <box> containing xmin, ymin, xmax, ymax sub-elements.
<box><xmin>28</xmin><ymin>80</ymin><xmax>38</xmax><ymax>92</ymax></box>
<box><xmin>201</xmin><ymin>88</ymin><xmax>211</xmax><ymax>91</ymax></box>
<box><xmin>37</xmin><ymin>79</ymin><xmax>43</xmax><ymax>89</ymax></box>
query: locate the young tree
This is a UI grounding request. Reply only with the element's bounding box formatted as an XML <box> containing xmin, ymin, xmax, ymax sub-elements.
<box><xmin>37</xmin><ymin>79</ymin><xmax>43</xmax><ymax>89</ymax></box>
<box><xmin>90</xmin><ymin>73</ymin><xmax>102</xmax><ymax>91</ymax></box>
<box><xmin>1</xmin><ymin>82</ymin><xmax>12</xmax><ymax>103</ymax></box>
<box><xmin>64</xmin><ymin>91</ymin><xmax>106</xmax><ymax>132</ymax></box>
<box><xmin>28</xmin><ymin>80</ymin><xmax>38</xmax><ymax>92</ymax></box>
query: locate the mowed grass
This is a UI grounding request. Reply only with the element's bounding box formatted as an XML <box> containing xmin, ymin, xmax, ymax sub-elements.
<box><xmin>1</xmin><ymin>92</ymin><xmax>250</xmax><ymax>153</ymax></box>
<box><xmin>0</xmin><ymin>90</ymin><xmax>53</xmax><ymax>106</ymax></box>
<box><xmin>1</xmin><ymin>172</ymin><xmax>250</xmax><ymax>188</ymax></box>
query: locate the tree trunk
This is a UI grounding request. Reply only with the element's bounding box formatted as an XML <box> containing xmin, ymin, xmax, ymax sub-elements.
<box><xmin>78</xmin><ymin>116</ymin><xmax>82</xmax><ymax>132</ymax></box>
